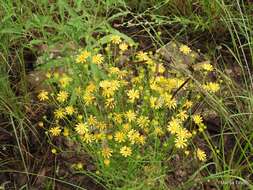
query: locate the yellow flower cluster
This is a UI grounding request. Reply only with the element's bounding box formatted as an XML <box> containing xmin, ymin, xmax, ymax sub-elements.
<box><xmin>40</xmin><ymin>34</ymin><xmax>221</xmax><ymax>167</ymax></box>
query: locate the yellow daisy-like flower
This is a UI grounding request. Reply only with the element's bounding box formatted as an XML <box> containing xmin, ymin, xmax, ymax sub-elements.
<box><xmin>192</xmin><ymin>114</ymin><xmax>203</xmax><ymax>125</ymax></box>
<box><xmin>125</xmin><ymin>110</ymin><xmax>136</xmax><ymax>122</ymax></box>
<box><xmin>179</xmin><ymin>45</ymin><xmax>191</xmax><ymax>55</ymax></box>
<box><xmin>54</xmin><ymin>108</ymin><xmax>65</xmax><ymax>119</ymax></box>
<box><xmin>127</xmin><ymin>129</ymin><xmax>140</xmax><ymax>145</ymax></box>
<box><xmin>151</xmin><ymin>96</ymin><xmax>163</xmax><ymax>109</ymax></box>
<box><xmin>76</xmin><ymin>50</ymin><xmax>91</xmax><ymax>63</ymax></box>
<box><xmin>56</xmin><ymin>91</ymin><xmax>69</xmax><ymax>103</ymax></box>
<box><xmin>113</xmin><ymin>113</ymin><xmax>123</xmax><ymax>124</ymax></box>
<box><xmin>97</xmin><ymin>122</ymin><xmax>107</xmax><ymax>130</ymax></box>
<box><xmin>82</xmin><ymin>133</ymin><xmax>94</xmax><ymax>143</ymax></box>
<box><xmin>163</xmin><ymin>94</ymin><xmax>177</xmax><ymax>109</ymax></box>
<box><xmin>176</xmin><ymin>128</ymin><xmax>192</xmax><ymax>139</ymax></box>
<box><xmin>110</xmin><ymin>35</ymin><xmax>121</xmax><ymax>44</ymax></box>
<box><xmin>136</xmin><ymin>135</ymin><xmax>146</xmax><ymax>145</ymax></box>
<box><xmin>176</xmin><ymin>111</ymin><xmax>188</xmax><ymax>122</ymax></box>
<box><xmin>127</xmin><ymin>89</ymin><xmax>140</xmax><ymax>103</ymax></box>
<box><xmin>100</xmin><ymin>80</ymin><xmax>120</xmax><ymax>98</ymax></box>
<box><xmin>196</xmin><ymin>148</ymin><xmax>207</xmax><ymax>161</ymax></box>
<box><xmin>86</xmin><ymin>82</ymin><xmax>97</xmax><ymax>94</ymax></box>
<box><xmin>38</xmin><ymin>90</ymin><xmax>49</xmax><ymax>101</ymax></box>
<box><xmin>122</xmin><ymin>123</ymin><xmax>131</xmax><ymax>132</ymax></box>
<box><xmin>174</xmin><ymin>136</ymin><xmax>188</xmax><ymax>149</ymax></box>
<box><xmin>137</xmin><ymin>116</ymin><xmax>150</xmax><ymax>128</ymax></box>
<box><xmin>201</xmin><ymin>63</ymin><xmax>213</xmax><ymax>71</ymax></box>
<box><xmin>183</xmin><ymin>100</ymin><xmax>193</xmax><ymax>109</ymax></box>
<box><xmin>102</xmin><ymin>147</ymin><xmax>113</xmax><ymax>158</ymax></box>
<box><xmin>167</xmin><ymin>119</ymin><xmax>181</xmax><ymax>135</ymax></box>
<box><xmin>203</xmin><ymin>82</ymin><xmax>220</xmax><ymax>93</ymax></box>
<box><xmin>92</xmin><ymin>54</ymin><xmax>104</xmax><ymax>65</ymax></box>
<box><xmin>136</xmin><ymin>51</ymin><xmax>149</xmax><ymax>61</ymax></box>
<box><xmin>65</xmin><ymin>106</ymin><xmax>75</xmax><ymax>115</ymax></box>
<box><xmin>105</xmin><ymin>98</ymin><xmax>115</xmax><ymax>109</ymax></box>
<box><xmin>49</xmin><ymin>126</ymin><xmax>61</xmax><ymax>136</ymax></box>
<box><xmin>87</xmin><ymin>115</ymin><xmax>97</xmax><ymax>126</ymax></box>
<box><xmin>119</xmin><ymin>42</ymin><xmax>128</xmax><ymax>51</ymax></box>
<box><xmin>75</xmin><ymin>122</ymin><xmax>89</xmax><ymax>135</ymax></box>
<box><xmin>114</xmin><ymin>131</ymin><xmax>125</xmax><ymax>143</ymax></box>
<box><xmin>120</xmin><ymin>146</ymin><xmax>132</xmax><ymax>157</ymax></box>
<box><xmin>83</xmin><ymin>93</ymin><xmax>96</xmax><ymax>106</ymax></box>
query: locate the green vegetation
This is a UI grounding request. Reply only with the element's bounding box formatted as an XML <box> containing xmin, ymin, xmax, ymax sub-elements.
<box><xmin>0</xmin><ymin>0</ymin><xmax>252</xmax><ymax>189</ymax></box>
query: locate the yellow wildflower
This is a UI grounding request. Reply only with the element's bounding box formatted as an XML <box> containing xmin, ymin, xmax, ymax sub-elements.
<box><xmin>136</xmin><ymin>51</ymin><xmax>149</xmax><ymax>61</ymax></box>
<box><xmin>119</xmin><ymin>42</ymin><xmax>128</xmax><ymax>51</ymax></box>
<box><xmin>127</xmin><ymin>89</ymin><xmax>140</xmax><ymax>103</ymax></box>
<box><xmin>76</xmin><ymin>50</ymin><xmax>91</xmax><ymax>63</ymax></box>
<box><xmin>54</xmin><ymin>108</ymin><xmax>65</xmax><ymax>119</ymax></box>
<box><xmin>113</xmin><ymin>113</ymin><xmax>123</xmax><ymax>124</ymax></box>
<box><xmin>56</xmin><ymin>91</ymin><xmax>69</xmax><ymax>103</ymax></box>
<box><xmin>203</xmin><ymin>82</ymin><xmax>220</xmax><ymax>93</ymax></box>
<box><xmin>49</xmin><ymin>126</ymin><xmax>61</xmax><ymax>136</ymax></box>
<box><xmin>105</xmin><ymin>98</ymin><xmax>115</xmax><ymax>109</ymax></box>
<box><xmin>75</xmin><ymin>122</ymin><xmax>89</xmax><ymax>135</ymax></box>
<box><xmin>87</xmin><ymin>115</ymin><xmax>97</xmax><ymax>126</ymax></box>
<box><xmin>114</xmin><ymin>131</ymin><xmax>125</xmax><ymax>143</ymax></box>
<box><xmin>100</xmin><ymin>80</ymin><xmax>120</xmax><ymax>97</ymax></box>
<box><xmin>167</xmin><ymin>119</ymin><xmax>181</xmax><ymax>134</ymax></box>
<box><xmin>65</xmin><ymin>106</ymin><xmax>75</xmax><ymax>115</ymax></box>
<box><xmin>136</xmin><ymin>135</ymin><xmax>146</xmax><ymax>145</ymax></box>
<box><xmin>83</xmin><ymin>93</ymin><xmax>96</xmax><ymax>106</ymax></box>
<box><xmin>201</xmin><ymin>63</ymin><xmax>213</xmax><ymax>71</ymax></box>
<box><xmin>179</xmin><ymin>45</ymin><xmax>191</xmax><ymax>55</ymax></box>
<box><xmin>175</xmin><ymin>137</ymin><xmax>188</xmax><ymax>149</ymax></box>
<box><xmin>192</xmin><ymin>114</ymin><xmax>203</xmax><ymax>125</ymax></box>
<box><xmin>163</xmin><ymin>93</ymin><xmax>177</xmax><ymax>109</ymax></box>
<box><xmin>92</xmin><ymin>54</ymin><xmax>104</xmax><ymax>65</ymax></box>
<box><xmin>120</xmin><ymin>146</ymin><xmax>132</xmax><ymax>157</ymax></box>
<box><xmin>102</xmin><ymin>147</ymin><xmax>113</xmax><ymax>158</ymax></box>
<box><xmin>183</xmin><ymin>100</ymin><xmax>193</xmax><ymax>109</ymax></box>
<box><xmin>150</xmin><ymin>96</ymin><xmax>163</xmax><ymax>109</ymax></box>
<box><xmin>127</xmin><ymin>129</ymin><xmax>140</xmax><ymax>144</ymax></box>
<box><xmin>38</xmin><ymin>90</ymin><xmax>49</xmax><ymax>101</ymax></box>
<box><xmin>176</xmin><ymin>128</ymin><xmax>192</xmax><ymax>139</ymax></box>
<box><xmin>137</xmin><ymin>116</ymin><xmax>150</xmax><ymax>128</ymax></box>
<box><xmin>184</xmin><ymin>150</ymin><xmax>190</xmax><ymax>156</ymax></box>
<box><xmin>122</xmin><ymin>123</ymin><xmax>131</xmax><ymax>132</ymax></box>
<box><xmin>196</xmin><ymin>148</ymin><xmax>207</xmax><ymax>161</ymax></box>
<box><xmin>86</xmin><ymin>82</ymin><xmax>96</xmax><ymax>94</ymax></box>
<box><xmin>177</xmin><ymin>111</ymin><xmax>188</xmax><ymax>122</ymax></box>
<box><xmin>82</xmin><ymin>133</ymin><xmax>94</xmax><ymax>143</ymax></box>
<box><xmin>125</xmin><ymin>110</ymin><xmax>136</xmax><ymax>122</ymax></box>
<box><xmin>97</xmin><ymin>122</ymin><xmax>107</xmax><ymax>130</ymax></box>
<box><xmin>110</xmin><ymin>35</ymin><xmax>121</xmax><ymax>44</ymax></box>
